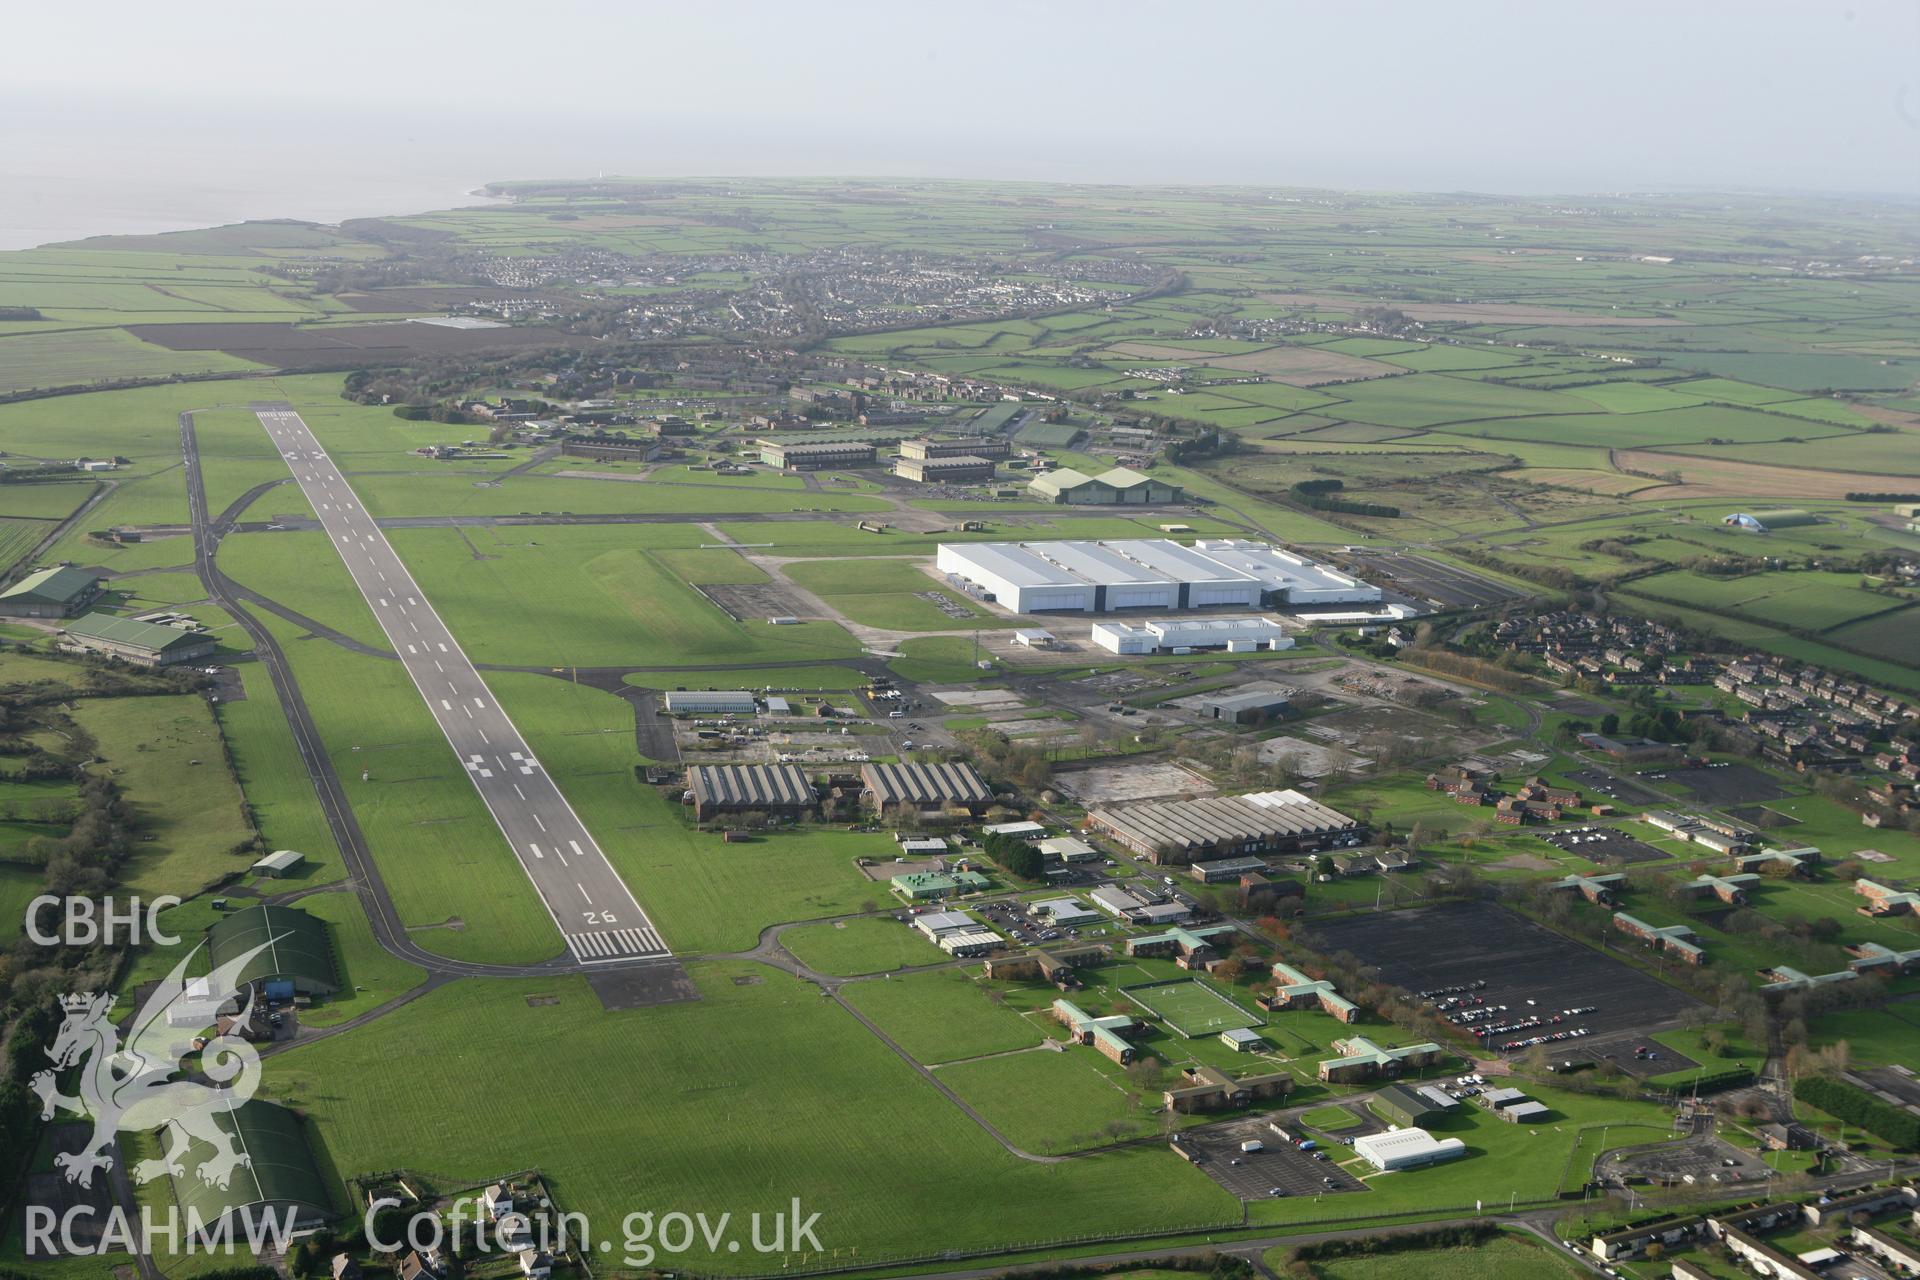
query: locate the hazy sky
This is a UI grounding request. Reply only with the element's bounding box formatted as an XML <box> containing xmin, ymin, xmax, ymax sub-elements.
<box><xmin>3</xmin><ymin>0</ymin><xmax>1917</xmax><ymax>245</ymax></box>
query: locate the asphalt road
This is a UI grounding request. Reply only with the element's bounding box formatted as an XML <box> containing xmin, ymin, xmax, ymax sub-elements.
<box><xmin>252</xmin><ymin>404</ymin><xmax>668</xmax><ymax>963</ymax></box>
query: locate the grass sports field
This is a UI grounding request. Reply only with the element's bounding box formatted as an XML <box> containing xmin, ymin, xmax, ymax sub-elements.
<box><xmin>1125</xmin><ymin>979</ymin><xmax>1265</xmax><ymax>1037</ymax></box>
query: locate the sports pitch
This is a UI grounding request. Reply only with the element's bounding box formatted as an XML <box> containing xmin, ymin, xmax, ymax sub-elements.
<box><xmin>1125</xmin><ymin>979</ymin><xmax>1264</xmax><ymax>1038</ymax></box>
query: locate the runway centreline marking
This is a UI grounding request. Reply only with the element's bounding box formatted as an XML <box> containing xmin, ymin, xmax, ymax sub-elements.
<box><xmin>252</xmin><ymin>405</ymin><xmax>669</xmax><ymax>964</ymax></box>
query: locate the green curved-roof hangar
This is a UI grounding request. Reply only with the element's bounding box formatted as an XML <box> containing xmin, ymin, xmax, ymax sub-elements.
<box><xmin>169</xmin><ymin>1098</ymin><xmax>333</xmax><ymax>1232</ymax></box>
<box><xmin>205</xmin><ymin>903</ymin><xmax>339</xmax><ymax>995</ymax></box>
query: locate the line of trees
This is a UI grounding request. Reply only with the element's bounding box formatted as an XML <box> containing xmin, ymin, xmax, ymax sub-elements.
<box><xmin>1794</xmin><ymin>1075</ymin><xmax>1920</xmax><ymax>1149</ymax></box>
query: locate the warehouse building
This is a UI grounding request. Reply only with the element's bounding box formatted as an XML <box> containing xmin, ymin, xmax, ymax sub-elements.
<box><xmin>61</xmin><ymin>613</ymin><xmax>215</xmax><ymax>667</ymax></box>
<box><xmin>1088</xmin><ymin>789</ymin><xmax>1360</xmax><ymax>865</ymax></box>
<box><xmin>1091</xmin><ymin>616</ymin><xmax>1294</xmax><ymax>655</ymax></box>
<box><xmin>1373</xmin><ymin>1083</ymin><xmax>1444</xmax><ymax>1127</ymax></box>
<box><xmin>913</xmin><ymin>909</ymin><xmax>979</xmax><ymax>940</ymax></box>
<box><xmin>934</xmin><ymin>539</ymin><xmax>1378</xmax><ymax>614</ymax></box>
<box><xmin>1189</xmin><ymin>856</ymin><xmax>1269</xmax><ymax>883</ymax></box>
<box><xmin>1723</xmin><ymin>509</ymin><xmax>1819</xmax><ymax>533</ymax></box>
<box><xmin>205</xmin><ymin>903</ymin><xmax>339</xmax><ymax>997</ymax></box>
<box><xmin>939</xmin><ymin>929</ymin><xmax>1003</xmax><ymax>958</ymax></box>
<box><xmin>1028</xmin><ymin>466</ymin><xmax>1183</xmax><ymax>505</ymax></box>
<box><xmin>687</xmin><ymin>764</ymin><xmax>817</xmax><ymax>822</ymax></box>
<box><xmin>663</xmin><ymin>690</ymin><xmax>758</xmax><ymax>715</ymax></box>
<box><xmin>0</xmin><ymin>565</ymin><xmax>103</xmax><ymax>618</ymax></box>
<box><xmin>1352</xmin><ymin>1127</ymin><xmax>1466</xmax><ymax>1173</ymax></box>
<box><xmin>1188</xmin><ymin>540</ymin><xmax>1382</xmax><ymax>605</ymax></box>
<box><xmin>560</xmin><ymin>435</ymin><xmax>661</xmax><ymax>462</ymax></box>
<box><xmin>1199</xmin><ymin>684</ymin><xmax>1297</xmax><ymax>724</ymax></box>
<box><xmin>900</xmin><ymin>437</ymin><xmax>1010</xmax><ymax>460</ymax></box>
<box><xmin>168</xmin><ymin>1099</ymin><xmax>333</xmax><ymax>1235</ymax></box>
<box><xmin>1037</xmin><ymin>835</ymin><xmax>1100</xmax><ymax>862</ymax></box>
<box><xmin>759</xmin><ymin>440</ymin><xmax>876</xmax><ymax>470</ymax></box>
<box><xmin>860</xmin><ymin>761</ymin><xmax>993</xmax><ymax>815</ymax></box>
<box><xmin>894</xmin><ymin>455</ymin><xmax>996</xmax><ymax>484</ymax></box>
<box><xmin>250</xmin><ymin>850</ymin><xmax>306</xmax><ymax>879</ymax></box>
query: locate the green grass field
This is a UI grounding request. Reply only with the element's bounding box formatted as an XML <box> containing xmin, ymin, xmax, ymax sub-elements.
<box><xmin>263</xmin><ymin>965</ymin><xmax>1239</xmax><ymax>1269</ymax></box>
<box><xmin>69</xmin><ymin>693</ymin><xmax>256</xmax><ymax>897</ymax></box>
<box><xmin>782</xmin><ymin>917</ymin><xmax>948</xmax><ymax>976</ymax></box>
<box><xmin>842</xmin><ymin>968</ymin><xmax>1047</xmax><ymax>1063</ymax></box>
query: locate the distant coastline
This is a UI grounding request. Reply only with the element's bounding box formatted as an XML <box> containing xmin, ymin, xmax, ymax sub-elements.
<box><xmin>0</xmin><ymin>175</ymin><xmax>499</xmax><ymax>253</ymax></box>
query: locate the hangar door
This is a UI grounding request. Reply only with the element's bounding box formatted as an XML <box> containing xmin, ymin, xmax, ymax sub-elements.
<box><xmin>1190</xmin><ymin>585</ymin><xmax>1257</xmax><ymax>607</ymax></box>
<box><xmin>1024</xmin><ymin>588</ymin><xmax>1092</xmax><ymax>611</ymax></box>
<box><xmin>1109</xmin><ymin>587</ymin><xmax>1177</xmax><ymax>609</ymax></box>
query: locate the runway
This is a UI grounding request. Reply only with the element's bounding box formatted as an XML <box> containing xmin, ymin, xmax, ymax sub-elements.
<box><xmin>252</xmin><ymin>404</ymin><xmax>668</xmax><ymax>963</ymax></box>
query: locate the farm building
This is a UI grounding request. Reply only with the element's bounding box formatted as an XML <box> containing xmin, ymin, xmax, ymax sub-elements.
<box><xmin>899</xmin><ymin>437</ymin><xmax>1010</xmax><ymax>460</ymax></box>
<box><xmin>250</xmin><ymin>850</ymin><xmax>306</xmax><ymax>878</ymax></box>
<box><xmin>860</xmin><ymin>761</ymin><xmax>993</xmax><ymax>814</ymax></box>
<box><xmin>205</xmin><ymin>903</ymin><xmax>339</xmax><ymax>996</ymax></box>
<box><xmin>663</xmin><ymin>690</ymin><xmax>758</xmax><ymax>715</ymax></box>
<box><xmin>1090</xmin><ymin>616</ymin><xmax>1293</xmax><ymax>655</ymax></box>
<box><xmin>686</xmin><ymin>764</ymin><xmax>817</xmax><ymax>821</ymax></box>
<box><xmin>1027</xmin><ymin>466</ymin><xmax>1182</xmax><ymax>505</ymax></box>
<box><xmin>894</xmin><ymin>455</ymin><xmax>996</xmax><ymax>484</ymax></box>
<box><xmin>936</xmin><ymin>538</ymin><xmax>1376</xmax><ymax>614</ymax></box>
<box><xmin>1087</xmin><ymin>789</ymin><xmax>1359</xmax><ymax>864</ymax></box>
<box><xmin>1198</xmin><ymin>685</ymin><xmax>1297</xmax><ymax>724</ymax></box>
<box><xmin>1352</xmin><ymin>1127</ymin><xmax>1466</xmax><ymax>1173</ymax></box>
<box><xmin>0</xmin><ymin>565</ymin><xmax>103</xmax><ymax>618</ymax></box>
<box><xmin>1723</xmin><ymin>509</ymin><xmax>1819</xmax><ymax>532</ymax></box>
<box><xmin>759</xmin><ymin>440</ymin><xmax>876</xmax><ymax>470</ymax></box>
<box><xmin>60</xmin><ymin>613</ymin><xmax>215</xmax><ymax>667</ymax></box>
<box><xmin>166</xmin><ymin>1099</ymin><xmax>333</xmax><ymax>1234</ymax></box>
<box><xmin>1162</xmin><ymin>1062</ymin><xmax>1292</xmax><ymax>1112</ymax></box>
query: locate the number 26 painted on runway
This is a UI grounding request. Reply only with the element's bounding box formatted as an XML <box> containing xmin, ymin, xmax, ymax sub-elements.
<box><xmin>583</xmin><ymin>910</ymin><xmax>618</xmax><ymax>925</ymax></box>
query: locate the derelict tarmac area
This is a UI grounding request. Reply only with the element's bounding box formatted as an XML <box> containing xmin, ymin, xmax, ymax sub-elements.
<box><xmin>1307</xmin><ymin>901</ymin><xmax>1706</xmax><ymax>1071</ymax></box>
<box><xmin>253</xmin><ymin>404</ymin><xmax>670</xmax><ymax>965</ymax></box>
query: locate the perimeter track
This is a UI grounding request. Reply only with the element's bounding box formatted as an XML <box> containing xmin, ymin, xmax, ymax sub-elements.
<box><xmin>253</xmin><ymin>404</ymin><xmax>667</xmax><ymax>963</ymax></box>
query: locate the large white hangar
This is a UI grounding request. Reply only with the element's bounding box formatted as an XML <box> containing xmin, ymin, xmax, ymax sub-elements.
<box><xmin>935</xmin><ymin>538</ymin><xmax>1380</xmax><ymax>614</ymax></box>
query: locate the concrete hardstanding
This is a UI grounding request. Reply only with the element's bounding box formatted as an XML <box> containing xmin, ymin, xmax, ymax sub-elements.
<box><xmin>254</xmin><ymin>406</ymin><xmax>667</xmax><ymax>963</ymax></box>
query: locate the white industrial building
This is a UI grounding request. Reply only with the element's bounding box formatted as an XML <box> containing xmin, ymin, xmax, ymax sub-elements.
<box><xmin>934</xmin><ymin>539</ymin><xmax>1379</xmax><ymax>615</ymax></box>
<box><xmin>1091</xmin><ymin>617</ymin><xmax>1294</xmax><ymax>655</ymax></box>
<box><xmin>663</xmin><ymin>690</ymin><xmax>758</xmax><ymax>715</ymax></box>
<box><xmin>1352</xmin><ymin>1128</ymin><xmax>1467</xmax><ymax>1172</ymax></box>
